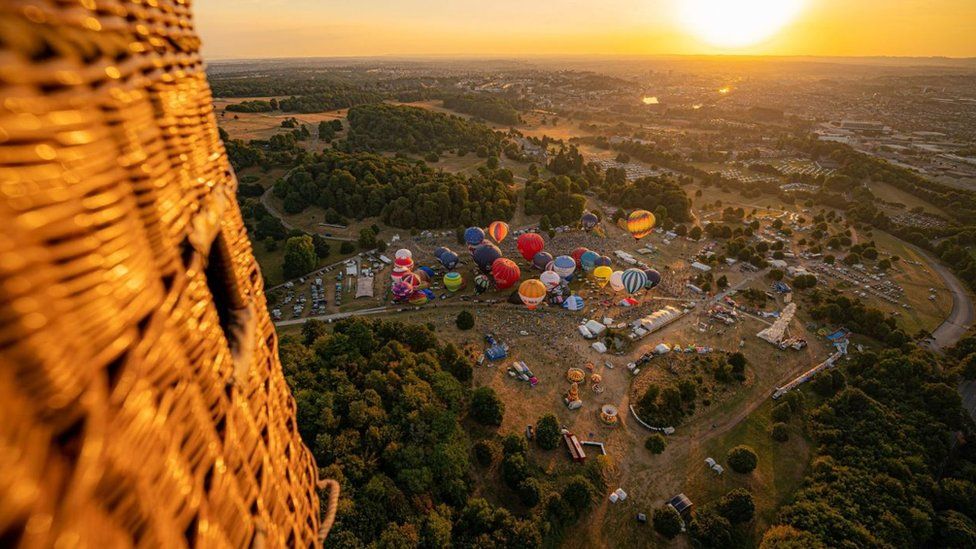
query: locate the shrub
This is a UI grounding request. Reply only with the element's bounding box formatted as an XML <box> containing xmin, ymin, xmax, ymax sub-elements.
<box><xmin>470</xmin><ymin>387</ymin><xmax>504</xmax><ymax>426</ymax></box>
<box><xmin>501</xmin><ymin>453</ymin><xmax>529</xmax><ymax>489</ymax></box>
<box><xmin>727</xmin><ymin>445</ymin><xmax>758</xmax><ymax>474</ymax></box>
<box><xmin>473</xmin><ymin>440</ymin><xmax>498</xmax><ymax>467</ymax></box>
<box><xmin>717</xmin><ymin>488</ymin><xmax>755</xmax><ymax>524</ymax></box>
<box><xmin>690</xmin><ymin>508</ymin><xmax>732</xmax><ymax>548</ymax></box>
<box><xmin>770</xmin><ymin>422</ymin><xmax>790</xmax><ymax>442</ymax></box>
<box><xmin>517</xmin><ymin>478</ymin><xmax>542</xmax><ymax>507</ymax></box>
<box><xmin>771</xmin><ymin>403</ymin><xmax>792</xmax><ymax>423</ymax></box>
<box><xmin>536</xmin><ymin>414</ymin><xmax>561</xmax><ymax>450</ymax></box>
<box><xmin>455</xmin><ymin>310</ymin><xmax>475</xmax><ymax>330</ymax></box>
<box><xmin>653</xmin><ymin>505</ymin><xmax>682</xmax><ymax>539</ymax></box>
<box><xmin>561</xmin><ymin>476</ymin><xmax>595</xmax><ymax>513</ymax></box>
<box><xmin>501</xmin><ymin>433</ymin><xmax>527</xmax><ymax>456</ymax></box>
<box><xmin>645</xmin><ymin>434</ymin><xmax>667</xmax><ymax>455</ymax></box>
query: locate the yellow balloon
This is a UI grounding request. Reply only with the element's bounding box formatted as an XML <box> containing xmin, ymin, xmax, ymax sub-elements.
<box><xmin>593</xmin><ymin>266</ymin><xmax>613</xmax><ymax>288</ymax></box>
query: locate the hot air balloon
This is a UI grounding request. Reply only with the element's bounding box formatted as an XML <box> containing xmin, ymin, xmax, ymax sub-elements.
<box><xmin>581</xmin><ymin>211</ymin><xmax>599</xmax><ymax>231</ymax></box>
<box><xmin>391</xmin><ymin>266</ymin><xmax>410</xmax><ymax>282</ymax></box>
<box><xmin>518</xmin><ymin>279</ymin><xmax>547</xmax><ymax>310</ymax></box>
<box><xmin>563</xmin><ymin>295</ymin><xmax>585</xmax><ymax>311</ymax></box>
<box><xmin>474</xmin><ymin>273</ymin><xmax>491</xmax><ymax>293</ymax></box>
<box><xmin>472</xmin><ymin>243</ymin><xmax>502</xmax><ymax>274</ymax></box>
<box><xmin>433</xmin><ymin>247</ymin><xmax>449</xmax><ymax>261</ymax></box>
<box><xmin>609</xmin><ymin>271</ymin><xmax>624</xmax><ymax>292</ymax></box>
<box><xmin>464</xmin><ymin>226</ymin><xmax>486</xmax><ymax>247</ymax></box>
<box><xmin>395</xmin><ymin>249</ymin><xmax>412</xmax><ymax>261</ymax></box>
<box><xmin>627</xmin><ymin>210</ymin><xmax>656</xmax><ymax>240</ymax></box>
<box><xmin>488</xmin><ymin>221</ymin><xmax>509</xmax><ymax>244</ymax></box>
<box><xmin>401</xmin><ymin>271</ymin><xmax>425</xmax><ymax>289</ymax></box>
<box><xmin>621</xmin><ymin>268</ymin><xmax>648</xmax><ymax>295</ymax></box>
<box><xmin>540</xmin><ymin>270</ymin><xmax>561</xmax><ymax>290</ymax></box>
<box><xmin>439</xmin><ymin>250</ymin><xmax>459</xmax><ymax>270</ymax></box>
<box><xmin>394</xmin><ymin>256</ymin><xmax>414</xmax><ymax>270</ymax></box>
<box><xmin>595</xmin><ymin>255</ymin><xmax>612</xmax><ymax>268</ymax></box>
<box><xmin>579</xmin><ymin>250</ymin><xmax>599</xmax><ymax>273</ymax></box>
<box><xmin>593</xmin><ymin>266</ymin><xmax>613</xmax><ymax>288</ymax></box>
<box><xmin>552</xmin><ymin>255</ymin><xmax>576</xmax><ymax>281</ymax></box>
<box><xmin>516</xmin><ymin>233</ymin><xmax>545</xmax><ymax>262</ymax></box>
<box><xmin>571</xmin><ymin>247</ymin><xmax>589</xmax><ymax>266</ymax></box>
<box><xmin>532</xmin><ymin>251</ymin><xmax>554</xmax><ymax>271</ymax></box>
<box><xmin>491</xmin><ymin>258</ymin><xmax>521</xmax><ymax>290</ymax></box>
<box><xmin>418</xmin><ymin>266</ymin><xmax>436</xmax><ymax>279</ymax></box>
<box><xmin>392</xmin><ymin>280</ymin><xmax>414</xmax><ymax>300</ymax></box>
<box><xmin>408</xmin><ymin>290</ymin><xmax>429</xmax><ymax>305</ymax></box>
<box><xmin>443</xmin><ymin>272</ymin><xmax>463</xmax><ymax>292</ymax></box>
<box><xmin>644</xmin><ymin>269</ymin><xmax>662</xmax><ymax>290</ymax></box>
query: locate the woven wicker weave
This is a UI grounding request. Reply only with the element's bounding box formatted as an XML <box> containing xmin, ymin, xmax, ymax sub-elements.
<box><xmin>0</xmin><ymin>1</ymin><xmax>330</xmax><ymax>546</ymax></box>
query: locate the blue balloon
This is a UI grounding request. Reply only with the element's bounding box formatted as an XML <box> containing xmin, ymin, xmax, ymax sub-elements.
<box><xmin>595</xmin><ymin>255</ymin><xmax>612</xmax><ymax>267</ymax></box>
<box><xmin>580</xmin><ymin>250</ymin><xmax>599</xmax><ymax>273</ymax></box>
<box><xmin>532</xmin><ymin>251</ymin><xmax>554</xmax><ymax>271</ymax></box>
<box><xmin>644</xmin><ymin>269</ymin><xmax>662</xmax><ymax>289</ymax></box>
<box><xmin>433</xmin><ymin>247</ymin><xmax>449</xmax><ymax>260</ymax></box>
<box><xmin>563</xmin><ymin>295</ymin><xmax>585</xmax><ymax>311</ymax></box>
<box><xmin>581</xmin><ymin>211</ymin><xmax>599</xmax><ymax>230</ymax></box>
<box><xmin>553</xmin><ymin>255</ymin><xmax>576</xmax><ymax>281</ymax></box>
<box><xmin>418</xmin><ymin>266</ymin><xmax>436</xmax><ymax>278</ymax></box>
<box><xmin>472</xmin><ymin>243</ymin><xmax>502</xmax><ymax>273</ymax></box>
<box><xmin>439</xmin><ymin>251</ymin><xmax>459</xmax><ymax>269</ymax></box>
<box><xmin>464</xmin><ymin>227</ymin><xmax>486</xmax><ymax>247</ymax></box>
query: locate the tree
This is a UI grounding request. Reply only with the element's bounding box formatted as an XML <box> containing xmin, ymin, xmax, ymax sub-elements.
<box><xmin>689</xmin><ymin>225</ymin><xmax>703</xmax><ymax>241</ymax></box>
<box><xmin>339</xmin><ymin>241</ymin><xmax>355</xmax><ymax>254</ymax></box>
<box><xmin>727</xmin><ymin>445</ymin><xmax>758</xmax><ymax>474</ymax></box>
<box><xmin>470</xmin><ymin>387</ymin><xmax>504</xmax><ymax>426</ymax></box>
<box><xmin>301</xmin><ymin>319</ymin><xmax>328</xmax><ymax>346</ymax></box>
<box><xmin>759</xmin><ymin>526</ymin><xmax>826</xmax><ymax>549</ymax></box>
<box><xmin>652</xmin><ymin>505</ymin><xmax>682</xmax><ymax>539</ymax></box>
<box><xmin>728</xmin><ymin>352</ymin><xmax>747</xmax><ymax>375</ymax></box>
<box><xmin>359</xmin><ymin>227</ymin><xmax>377</xmax><ymax>249</ymax></box>
<box><xmin>473</xmin><ymin>440</ymin><xmax>498</xmax><ymax>467</ymax></box>
<box><xmin>717</xmin><ymin>275</ymin><xmax>729</xmax><ymax>290</ymax></box>
<box><xmin>561</xmin><ymin>476</ymin><xmax>595</xmax><ymax>512</ymax></box>
<box><xmin>768</xmin><ymin>269</ymin><xmax>785</xmax><ymax>281</ymax></box>
<box><xmin>283</xmin><ymin>235</ymin><xmax>317</xmax><ymax>279</ymax></box>
<box><xmin>690</xmin><ymin>508</ymin><xmax>732</xmax><ymax>548</ymax></box>
<box><xmin>717</xmin><ymin>488</ymin><xmax>755</xmax><ymax>524</ymax></box>
<box><xmin>517</xmin><ymin>478</ymin><xmax>542</xmax><ymax>507</ymax></box>
<box><xmin>645</xmin><ymin>434</ymin><xmax>666</xmax><ymax>455</ymax></box>
<box><xmin>535</xmin><ymin>414</ymin><xmax>561</xmax><ymax>450</ymax></box>
<box><xmin>501</xmin><ymin>453</ymin><xmax>529</xmax><ymax>489</ymax></box>
<box><xmin>311</xmin><ymin>234</ymin><xmax>331</xmax><ymax>259</ymax></box>
<box><xmin>455</xmin><ymin>310</ymin><xmax>475</xmax><ymax>330</ymax></box>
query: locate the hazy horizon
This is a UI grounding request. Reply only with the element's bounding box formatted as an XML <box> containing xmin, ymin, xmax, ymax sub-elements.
<box><xmin>196</xmin><ymin>0</ymin><xmax>976</xmax><ymax>60</ymax></box>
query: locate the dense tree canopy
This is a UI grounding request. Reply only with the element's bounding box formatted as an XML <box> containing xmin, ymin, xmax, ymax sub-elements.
<box><xmin>443</xmin><ymin>94</ymin><xmax>520</xmax><ymax>125</ymax></box>
<box><xmin>344</xmin><ymin>103</ymin><xmax>503</xmax><ymax>155</ymax></box>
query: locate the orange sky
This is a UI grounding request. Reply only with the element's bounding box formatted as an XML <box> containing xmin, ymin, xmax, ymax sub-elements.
<box><xmin>195</xmin><ymin>0</ymin><xmax>976</xmax><ymax>59</ymax></box>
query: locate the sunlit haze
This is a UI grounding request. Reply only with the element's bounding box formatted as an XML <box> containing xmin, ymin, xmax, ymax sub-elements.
<box><xmin>196</xmin><ymin>0</ymin><xmax>976</xmax><ymax>59</ymax></box>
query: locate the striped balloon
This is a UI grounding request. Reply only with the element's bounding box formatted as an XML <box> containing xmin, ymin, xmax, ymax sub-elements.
<box><xmin>563</xmin><ymin>294</ymin><xmax>585</xmax><ymax>311</ymax></box>
<box><xmin>609</xmin><ymin>271</ymin><xmax>624</xmax><ymax>292</ymax></box>
<box><xmin>518</xmin><ymin>279</ymin><xmax>547</xmax><ymax>310</ymax></box>
<box><xmin>621</xmin><ymin>268</ymin><xmax>648</xmax><ymax>295</ymax></box>
<box><xmin>488</xmin><ymin>221</ymin><xmax>509</xmax><ymax>244</ymax></box>
<box><xmin>443</xmin><ymin>272</ymin><xmax>463</xmax><ymax>292</ymax></box>
<box><xmin>552</xmin><ymin>255</ymin><xmax>576</xmax><ymax>281</ymax></box>
<box><xmin>540</xmin><ymin>270</ymin><xmax>561</xmax><ymax>290</ymax></box>
<box><xmin>491</xmin><ymin>258</ymin><xmax>521</xmax><ymax>290</ymax></box>
<box><xmin>627</xmin><ymin>210</ymin><xmax>656</xmax><ymax>240</ymax></box>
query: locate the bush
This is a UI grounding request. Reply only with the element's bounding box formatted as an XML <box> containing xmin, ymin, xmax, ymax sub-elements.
<box><xmin>727</xmin><ymin>445</ymin><xmax>758</xmax><ymax>474</ymax></box>
<box><xmin>517</xmin><ymin>478</ymin><xmax>542</xmax><ymax>507</ymax></box>
<box><xmin>690</xmin><ymin>508</ymin><xmax>732</xmax><ymax>548</ymax></box>
<box><xmin>770</xmin><ymin>422</ymin><xmax>790</xmax><ymax>442</ymax></box>
<box><xmin>536</xmin><ymin>414</ymin><xmax>561</xmax><ymax>450</ymax></box>
<box><xmin>561</xmin><ymin>476</ymin><xmax>595</xmax><ymax>513</ymax></box>
<box><xmin>652</xmin><ymin>505</ymin><xmax>682</xmax><ymax>539</ymax></box>
<box><xmin>470</xmin><ymin>387</ymin><xmax>504</xmax><ymax>426</ymax></box>
<box><xmin>717</xmin><ymin>488</ymin><xmax>755</xmax><ymax>524</ymax></box>
<box><xmin>455</xmin><ymin>310</ymin><xmax>475</xmax><ymax>330</ymax></box>
<box><xmin>728</xmin><ymin>352</ymin><xmax>748</xmax><ymax>374</ymax></box>
<box><xmin>339</xmin><ymin>241</ymin><xmax>355</xmax><ymax>254</ymax></box>
<box><xmin>771</xmin><ymin>402</ymin><xmax>792</xmax><ymax>423</ymax></box>
<box><xmin>473</xmin><ymin>440</ymin><xmax>498</xmax><ymax>467</ymax></box>
<box><xmin>645</xmin><ymin>434</ymin><xmax>667</xmax><ymax>455</ymax></box>
<box><xmin>501</xmin><ymin>453</ymin><xmax>529</xmax><ymax>489</ymax></box>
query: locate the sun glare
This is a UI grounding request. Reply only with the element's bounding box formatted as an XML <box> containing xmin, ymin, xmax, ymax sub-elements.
<box><xmin>677</xmin><ymin>0</ymin><xmax>806</xmax><ymax>49</ymax></box>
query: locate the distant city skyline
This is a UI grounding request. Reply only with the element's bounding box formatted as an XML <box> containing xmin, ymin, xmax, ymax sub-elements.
<box><xmin>196</xmin><ymin>0</ymin><xmax>976</xmax><ymax>60</ymax></box>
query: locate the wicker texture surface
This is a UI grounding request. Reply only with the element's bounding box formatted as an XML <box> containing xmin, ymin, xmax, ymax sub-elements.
<box><xmin>0</xmin><ymin>1</ymin><xmax>327</xmax><ymax>546</ymax></box>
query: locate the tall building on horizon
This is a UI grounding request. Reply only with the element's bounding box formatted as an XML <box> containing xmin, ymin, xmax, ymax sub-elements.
<box><xmin>0</xmin><ymin>1</ymin><xmax>333</xmax><ymax>546</ymax></box>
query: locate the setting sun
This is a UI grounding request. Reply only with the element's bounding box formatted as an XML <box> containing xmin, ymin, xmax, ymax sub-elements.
<box><xmin>677</xmin><ymin>0</ymin><xmax>806</xmax><ymax>48</ymax></box>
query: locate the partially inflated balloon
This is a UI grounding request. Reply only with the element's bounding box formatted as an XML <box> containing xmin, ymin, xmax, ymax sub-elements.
<box><xmin>517</xmin><ymin>233</ymin><xmax>545</xmax><ymax>262</ymax></box>
<box><xmin>394</xmin><ymin>256</ymin><xmax>414</xmax><ymax>270</ymax></box>
<box><xmin>552</xmin><ymin>256</ymin><xmax>576</xmax><ymax>281</ymax></box>
<box><xmin>627</xmin><ymin>210</ymin><xmax>656</xmax><ymax>240</ymax></box>
<box><xmin>474</xmin><ymin>273</ymin><xmax>491</xmax><ymax>293</ymax></box>
<box><xmin>408</xmin><ymin>290</ymin><xmax>429</xmax><ymax>305</ymax></box>
<box><xmin>472</xmin><ymin>243</ymin><xmax>502</xmax><ymax>274</ymax></box>
<box><xmin>581</xmin><ymin>211</ymin><xmax>599</xmax><ymax>231</ymax></box>
<box><xmin>563</xmin><ymin>295</ymin><xmax>585</xmax><ymax>311</ymax></box>
<box><xmin>518</xmin><ymin>279</ymin><xmax>547</xmax><ymax>310</ymax></box>
<box><xmin>532</xmin><ymin>251</ymin><xmax>554</xmax><ymax>271</ymax></box>
<box><xmin>540</xmin><ymin>270</ymin><xmax>561</xmax><ymax>290</ymax></box>
<box><xmin>571</xmin><ymin>247</ymin><xmax>589</xmax><ymax>266</ymax></box>
<box><xmin>433</xmin><ymin>247</ymin><xmax>449</xmax><ymax>261</ymax></box>
<box><xmin>488</xmin><ymin>221</ymin><xmax>509</xmax><ymax>244</ymax></box>
<box><xmin>491</xmin><ymin>258</ymin><xmax>521</xmax><ymax>290</ymax></box>
<box><xmin>464</xmin><ymin>227</ymin><xmax>486</xmax><ymax>247</ymax></box>
<box><xmin>439</xmin><ymin>250</ymin><xmax>459</xmax><ymax>270</ymax></box>
<box><xmin>644</xmin><ymin>269</ymin><xmax>662</xmax><ymax>290</ymax></box>
<box><xmin>395</xmin><ymin>249</ymin><xmax>412</xmax><ymax>261</ymax></box>
<box><xmin>392</xmin><ymin>280</ymin><xmax>414</xmax><ymax>300</ymax></box>
<box><xmin>595</xmin><ymin>255</ymin><xmax>612</xmax><ymax>268</ymax></box>
<box><xmin>418</xmin><ymin>266</ymin><xmax>435</xmax><ymax>279</ymax></box>
<box><xmin>593</xmin><ymin>266</ymin><xmax>613</xmax><ymax>288</ymax></box>
<box><xmin>443</xmin><ymin>272</ymin><xmax>463</xmax><ymax>292</ymax></box>
<box><xmin>622</xmin><ymin>268</ymin><xmax>648</xmax><ymax>295</ymax></box>
<box><xmin>391</xmin><ymin>266</ymin><xmax>410</xmax><ymax>282</ymax></box>
<box><xmin>579</xmin><ymin>250</ymin><xmax>599</xmax><ymax>273</ymax></box>
<box><xmin>401</xmin><ymin>272</ymin><xmax>423</xmax><ymax>289</ymax></box>
<box><xmin>609</xmin><ymin>271</ymin><xmax>624</xmax><ymax>292</ymax></box>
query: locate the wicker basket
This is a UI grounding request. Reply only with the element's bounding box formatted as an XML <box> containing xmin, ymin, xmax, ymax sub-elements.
<box><xmin>0</xmin><ymin>1</ymin><xmax>329</xmax><ymax>546</ymax></box>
